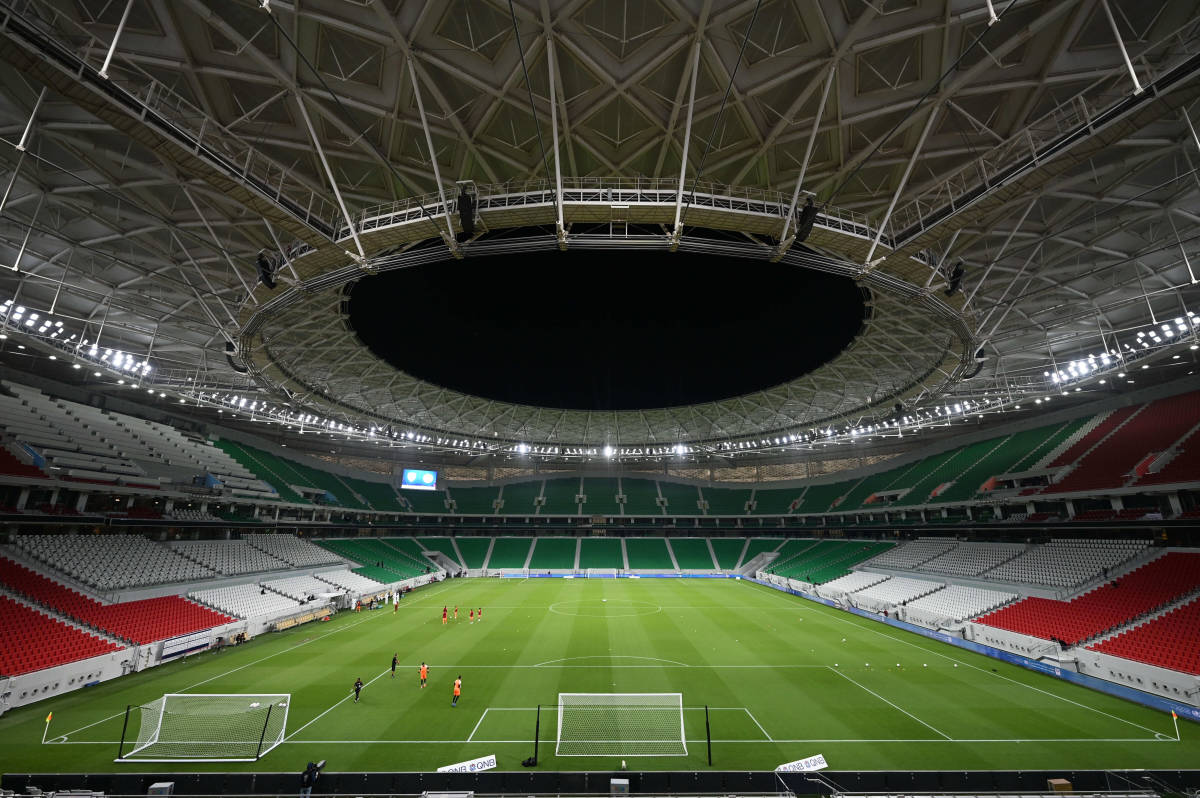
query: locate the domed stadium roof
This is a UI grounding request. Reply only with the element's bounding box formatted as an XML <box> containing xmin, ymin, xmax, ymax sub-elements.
<box><xmin>0</xmin><ymin>0</ymin><xmax>1197</xmax><ymax>463</ymax></box>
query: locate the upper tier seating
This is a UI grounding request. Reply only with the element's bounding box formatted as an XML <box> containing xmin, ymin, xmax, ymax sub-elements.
<box><xmin>189</xmin><ymin>583</ymin><xmax>302</xmax><ymax>619</ymax></box>
<box><xmin>0</xmin><ymin>595</ymin><xmax>122</xmax><ymax>676</ymax></box>
<box><xmin>1047</xmin><ymin>407</ymin><xmax>1138</xmax><ymax>469</ymax></box>
<box><xmin>498</xmin><ymin>481</ymin><xmax>539</xmax><ymax>515</ymax></box>
<box><xmin>703</xmin><ymin>486</ymin><xmax>751</xmax><ymax>515</ymax></box>
<box><xmin>917</xmin><ymin>542</ymin><xmax>1025</xmax><ymax>577</ymax></box>
<box><xmin>540</xmin><ymin>478</ymin><xmax>580</xmax><ymax>515</ymax></box>
<box><xmin>903</xmin><ymin>585</ymin><xmax>1017</xmax><ymax>623</ymax></box>
<box><xmin>1089</xmin><ymin>596</ymin><xmax>1200</xmax><ymax>675</ymax></box>
<box><xmin>1047</xmin><ymin>392</ymin><xmax>1200</xmax><ymax>493</ymax></box>
<box><xmin>168</xmin><ymin>509</ymin><xmax>220</xmax><ymax>522</ymax></box>
<box><xmin>1137</xmin><ymin>423</ymin><xmax>1200</xmax><ymax>487</ymax></box>
<box><xmin>244</xmin><ymin>534</ymin><xmax>343</xmax><ymax>567</ymax></box>
<box><xmin>15</xmin><ymin>534</ymin><xmax>214</xmax><ymax>589</ymax></box>
<box><xmin>264</xmin><ymin>574</ymin><xmax>339</xmax><ymax>601</ymax></box>
<box><xmin>976</xmin><ymin>551</ymin><xmax>1200</xmax><ymax>645</ymax></box>
<box><xmin>659</xmin><ymin>482</ymin><xmax>700</xmax><ymax>515</ymax></box>
<box><xmin>581</xmin><ymin>477</ymin><xmax>621</xmax><ymax>515</ymax></box>
<box><xmin>864</xmin><ymin>538</ymin><xmax>958</xmax><ymax>570</ymax></box>
<box><xmin>621</xmin><ymin>479</ymin><xmax>661</xmax><ymax>515</ymax></box>
<box><xmin>0</xmin><ymin>558</ymin><xmax>232</xmax><ymax>643</ymax></box>
<box><xmin>982</xmin><ymin>538</ymin><xmax>1149</xmax><ymax>588</ymax></box>
<box><xmin>0</xmin><ymin>444</ymin><xmax>47</xmax><ymax>479</ymax></box>
<box><xmin>170</xmin><ymin>540</ymin><xmax>291</xmax><ymax>575</ymax></box>
<box><xmin>418</xmin><ymin>538</ymin><xmax>463</xmax><ymax>567</ymax></box>
<box><xmin>853</xmin><ymin>576</ymin><xmax>943</xmax><ymax>606</ymax></box>
<box><xmin>451</xmin><ymin>485</ymin><xmax>501</xmax><ymax>515</ymax></box>
<box><xmin>316</xmin><ymin>569</ymin><xmax>385</xmax><ymax>592</ymax></box>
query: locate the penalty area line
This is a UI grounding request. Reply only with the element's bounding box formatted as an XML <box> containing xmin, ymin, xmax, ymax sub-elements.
<box><xmin>467</xmin><ymin>708</ymin><xmax>489</xmax><ymax>742</ymax></box>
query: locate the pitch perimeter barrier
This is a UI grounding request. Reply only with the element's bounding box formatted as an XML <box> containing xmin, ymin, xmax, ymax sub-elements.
<box><xmin>6</xmin><ymin>768</ymin><xmax>1200</xmax><ymax>795</ymax></box>
<box><xmin>499</xmin><ymin>572</ymin><xmax>740</xmax><ymax>579</ymax></box>
<box><xmin>747</xmin><ymin>577</ymin><xmax>1200</xmax><ymax>722</ymax></box>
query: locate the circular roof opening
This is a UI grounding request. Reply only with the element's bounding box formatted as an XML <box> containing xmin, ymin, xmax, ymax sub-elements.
<box><xmin>348</xmin><ymin>247</ymin><xmax>865</xmax><ymax>411</ymax></box>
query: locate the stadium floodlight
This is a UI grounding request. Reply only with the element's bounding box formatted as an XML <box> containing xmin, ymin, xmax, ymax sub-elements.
<box><xmin>603</xmin><ymin>446</ymin><xmax>614</xmax><ymax>458</ymax></box>
<box><xmin>116</xmin><ymin>693</ymin><xmax>290</xmax><ymax>762</ymax></box>
<box><xmin>556</xmin><ymin>693</ymin><xmax>686</xmax><ymax>757</ymax></box>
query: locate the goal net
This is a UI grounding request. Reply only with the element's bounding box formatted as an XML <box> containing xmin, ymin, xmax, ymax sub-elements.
<box><xmin>586</xmin><ymin>568</ymin><xmax>618</xmax><ymax>578</ymax></box>
<box><xmin>116</xmin><ymin>693</ymin><xmax>290</xmax><ymax>762</ymax></box>
<box><xmin>556</xmin><ymin>693</ymin><xmax>686</xmax><ymax>756</ymax></box>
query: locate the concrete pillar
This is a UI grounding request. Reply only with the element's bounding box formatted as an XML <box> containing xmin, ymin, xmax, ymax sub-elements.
<box><xmin>75</xmin><ymin>493</ymin><xmax>88</xmax><ymax>513</ymax></box>
<box><xmin>16</xmin><ymin>486</ymin><xmax>30</xmax><ymax>510</ymax></box>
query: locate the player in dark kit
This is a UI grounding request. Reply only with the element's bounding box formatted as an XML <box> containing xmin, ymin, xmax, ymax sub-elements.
<box><xmin>391</xmin><ymin>653</ymin><xmax>398</xmax><ymax>678</ymax></box>
<box><xmin>353</xmin><ymin>677</ymin><xmax>364</xmax><ymax>703</ymax></box>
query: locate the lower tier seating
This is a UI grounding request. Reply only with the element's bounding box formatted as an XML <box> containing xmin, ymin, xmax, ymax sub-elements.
<box><xmin>1089</xmin><ymin>597</ymin><xmax>1200</xmax><ymax>675</ymax></box>
<box><xmin>904</xmin><ymin>585</ymin><xmax>1017</xmax><ymax>623</ymax></box>
<box><xmin>189</xmin><ymin>583</ymin><xmax>302</xmax><ymax>619</ymax></box>
<box><xmin>975</xmin><ymin>551</ymin><xmax>1200</xmax><ymax>645</ymax></box>
<box><xmin>0</xmin><ymin>595</ymin><xmax>122</xmax><ymax>676</ymax></box>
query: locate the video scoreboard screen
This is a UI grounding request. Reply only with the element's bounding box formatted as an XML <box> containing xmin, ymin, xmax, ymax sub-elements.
<box><xmin>400</xmin><ymin>468</ymin><xmax>438</xmax><ymax>491</ymax></box>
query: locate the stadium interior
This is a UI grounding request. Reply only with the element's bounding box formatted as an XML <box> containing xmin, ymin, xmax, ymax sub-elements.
<box><xmin>1</xmin><ymin>0</ymin><xmax>1200</xmax><ymax>794</ymax></box>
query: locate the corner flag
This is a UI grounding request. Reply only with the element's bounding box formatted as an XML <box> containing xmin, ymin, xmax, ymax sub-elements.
<box><xmin>45</xmin><ymin>712</ymin><xmax>52</xmax><ymax>724</ymax></box>
<box><xmin>1172</xmin><ymin>711</ymin><xmax>1177</xmax><ymax>719</ymax></box>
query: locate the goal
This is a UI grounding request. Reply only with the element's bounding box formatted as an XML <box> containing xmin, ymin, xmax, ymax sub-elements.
<box><xmin>115</xmin><ymin>693</ymin><xmax>290</xmax><ymax>762</ymax></box>
<box><xmin>586</xmin><ymin>568</ymin><xmax>618</xmax><ymax>578</ymax></box>
<box><xmin>556</xmin><ymin>693</ymin><xmax>686</xmax><ymax>756</ymax></box>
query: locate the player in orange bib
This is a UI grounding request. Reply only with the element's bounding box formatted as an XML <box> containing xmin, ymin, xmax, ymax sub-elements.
<box><xmin>442</xmin><ymin>606</ymin><xmax>447</xmax><ymax>625</ymax></box>
<box><xmin>453</xmin><ymin>605</ymin><xmax>458</xmax><ymax>621</ymax></box>
<box><xmin>451</xmin><ymin>675</ymin><xmax>462</xmax><ymax>707</ymax></box>
<box><xmin>419</xmin><ymin>662</ymin><xmax>428</xmax><ymax>689</ymax></box>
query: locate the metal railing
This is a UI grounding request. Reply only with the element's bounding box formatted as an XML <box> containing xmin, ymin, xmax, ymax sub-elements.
<box><xmin>5</xmin><ymin>0</ymin><xmax>340</xmax><ymax>237</ymax></box>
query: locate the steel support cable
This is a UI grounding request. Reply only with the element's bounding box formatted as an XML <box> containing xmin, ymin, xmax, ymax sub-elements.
<box><xmin>677</xmin><ymin>0</ymin><xmax>763</xmax><ymax>230</ymax></box>
<box><xmin>260</xmin><ymin>5</ymin><xmax>444</xmax><ymax>240</ymax></box>
<box><xmin>507</xmin><ymin>0</ymin><xmax>554</xmax><ymax>191</ymax></box>
<box><xmin>822</xmin><ymin>0</ymin><xmax>1021</xmax><ymax>212</ymax></box>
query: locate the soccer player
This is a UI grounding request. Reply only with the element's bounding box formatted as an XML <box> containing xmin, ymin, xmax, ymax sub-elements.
<box><xmin>393</xmin><ymin>593</ymin><xmax>399</xmax><ymax>614</ymax></box>
<box><xmin>442</xmin><ymin>606</ymin><xmax>448</xmax><ymax>625</ymax></box>
<box><xmin>469</xmin><ymin>608</ymin><xmax>474</xmax><ymax>624</ymax></box>
<box><xmin>419</xmin><ymin>661</ymin><xmax>428</xmax><ymax>689</ymax></box>
<box><xmin>391</xmin><ymin>653</ymin><xmax>398</xmax><ymax>679</ymax></box>
<box><xmin>451</xmin><ymin>675</ymin><xmax>462</xmax><ymax>707</ymax></box>
<box><xmin>353</xmin><ymin>677</ymin><xmax>364</xmax><ymax>703</ymax></box>
<box><xmin>454</xmin><ymin>605</ymin><xmax>458</xmax><ymax>621</ymax></box>
<box><xmin>478</xmin><ymin>607</ymin><xmax>482</xmax><ymax>621</ymax></box>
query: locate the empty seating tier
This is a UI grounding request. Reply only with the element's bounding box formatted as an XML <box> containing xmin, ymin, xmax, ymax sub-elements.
<box><xmin>768</xmin><ymin>540</ymin><xmax>894</xmax><ymax>584</ymax></box>
<box><xmin>498</xmin><ymin>482</ymin><xmax>540</xmax><ymax>515</ymax></box>
<box><xmin>451</xmin><ymin>485</ymin><xmax>500</xmax><ymax>515</ymax></box>
<box><xmin>244</xmin><ymin>534</ymin><xmax>343</xmax><ymax>567</ymax></box>
<box><xmin>0</xmin><ymin>596</ymin><xmax>122</xmax><ymax>676</ymax></box>
<box><xmin>817</xmin><ymin>571</ymin><xmax>890</xmax><ymax>595</ymax></box>
<box><xmin>624</xmin><ymin>538</ymin><xmax>674</xmax><ymax>569</ymax></box>
<box><xmin>865</xmin><ymin>538</ymin><xmax>958</xmax><ymax>570</ymax></box>
<box><xmin>15</xmin><ymin>534</ymin><xmax>213</xmax><ymax>590</ymax></box>
<box><xmin>579</xmin><ymin>538</ymin><xmax>623</xmax><ymax>569</ymax></box>
<box><xmin>904</xmin><ymin>585</ymin><xmax>1017</xmax><ymax>623</ymax></box>
<box><xmin>189</xmin><ymin>583</ymin><xmax>302</xmax><ymax>619</ymax></box>
<box><xmin>702</xmin><ymin>486</ymin><xmax>751</xmax><ymax>515</ymax></box>
<box><xmin>621</xmin><ymin>479</ymin><xmax>661</xmax><ymax>515</ymax></box>
<box><xmin>540</xmin><ymin>479</ymin><xmax>580</xmax><ymax>516</ymax></box>
<box><xmin>670</xmin><ymin>538</ymin><xmax>719</xmax><ymax>569</ymax></box>
<box><xmin>528</xmin><ymin>538</ymin><xmax>578</xmax><ymax>569</ymax></box>
<box><xmin>1089</xmin><ymin>597</ymin><xmax>1200</xmax><ymax>675</ymax></box>
<box><xmin>455</xmin><ymin>538</ymin><xmax>492</xmax><ymax>568</ymax></box>
<box><xmin>918</xmin><ymin>542</ymin><xmax>1025</xmax><ymax>577</ymax></box>
<box><xmin>581</xmin><ymin>478</ymin><xmax>621</xmax><ymax>516</ymax></box>
<box><xmin>982</xmin><ymin>538</ymin><xmax>1148</xmax><ymax>588</ymax></box>
<box><xmin>170</xmin><ymin>540</ymin><xmax>291</xmax><ymax>575</ymax></box>
<box><xmin>263</xmin><ymin>574</ymin><xmax>338</xmax><ymax>602</ymax></box>
<box><xmin>853</xmin><ymin>576</ymin><xmax>944</xmax><ymax>606</ymax></box>
<box><xmin>487</xmin><ymin>538</ymin><xmax>533</xmax><ymax>569</ymax></box>
<box><xmin>317</xmin><ymin>569</ymin><xmax>385</xmax><ymax>592</ymax></box>
<box><xmin>976</xmin><ymin>551</ymin><xmax>1200</xmax><ymax>645</ymax></box>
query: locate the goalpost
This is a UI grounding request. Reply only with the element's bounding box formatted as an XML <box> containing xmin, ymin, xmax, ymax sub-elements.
<box><xmin>556</xmin><ymin>693</ymin><xmax>686</xmax><ymax>756</ymax></box>
<box><xmin>115</xmin><ymin>693</ymin><xmax>290</xmax><ymax>762</ymax></box>
<box><xmin>586</xmin><ymin>568</ymin><xmax>618</xmax><ymax>578</ymax></box>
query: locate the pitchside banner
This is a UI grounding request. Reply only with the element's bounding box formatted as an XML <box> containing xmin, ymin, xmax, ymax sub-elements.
<box><xmin>437</xmin><ymin>754</ymin><xmax>497</xmax><ymax>773</ymax></box>
<box><xmin>775</xmin><ymin>753</ymin><xmax>828</xmax><ymax>772</ymax></box>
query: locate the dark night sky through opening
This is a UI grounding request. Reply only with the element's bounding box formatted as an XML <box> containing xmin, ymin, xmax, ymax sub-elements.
<box><xmin>349</xmin><ymin>247</ymin><xmax>865</xmax><ymax>411</ymax></box>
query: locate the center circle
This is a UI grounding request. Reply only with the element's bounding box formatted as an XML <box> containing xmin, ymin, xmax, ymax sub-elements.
<box><xmin>549</xmin><ymin>599</ymin><xmax>662</xmax><ymax>617</ymax></box>
<box><xmin>348</xmin><ymin>242</ymin><xmax>866</xmax><ymax>411</ymax></box>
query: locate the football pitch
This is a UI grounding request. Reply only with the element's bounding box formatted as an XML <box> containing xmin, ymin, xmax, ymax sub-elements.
<box><xmin>1</xmin><ymin>577</ymin><xmax>1195</xmax><ymax>775</ymax></box>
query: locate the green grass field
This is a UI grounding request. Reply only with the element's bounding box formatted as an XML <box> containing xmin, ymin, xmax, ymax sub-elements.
<box><xmin>1</xmin><ymin>577</ymin><xmax>1195</xmax><ymax>775</ymax></box>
